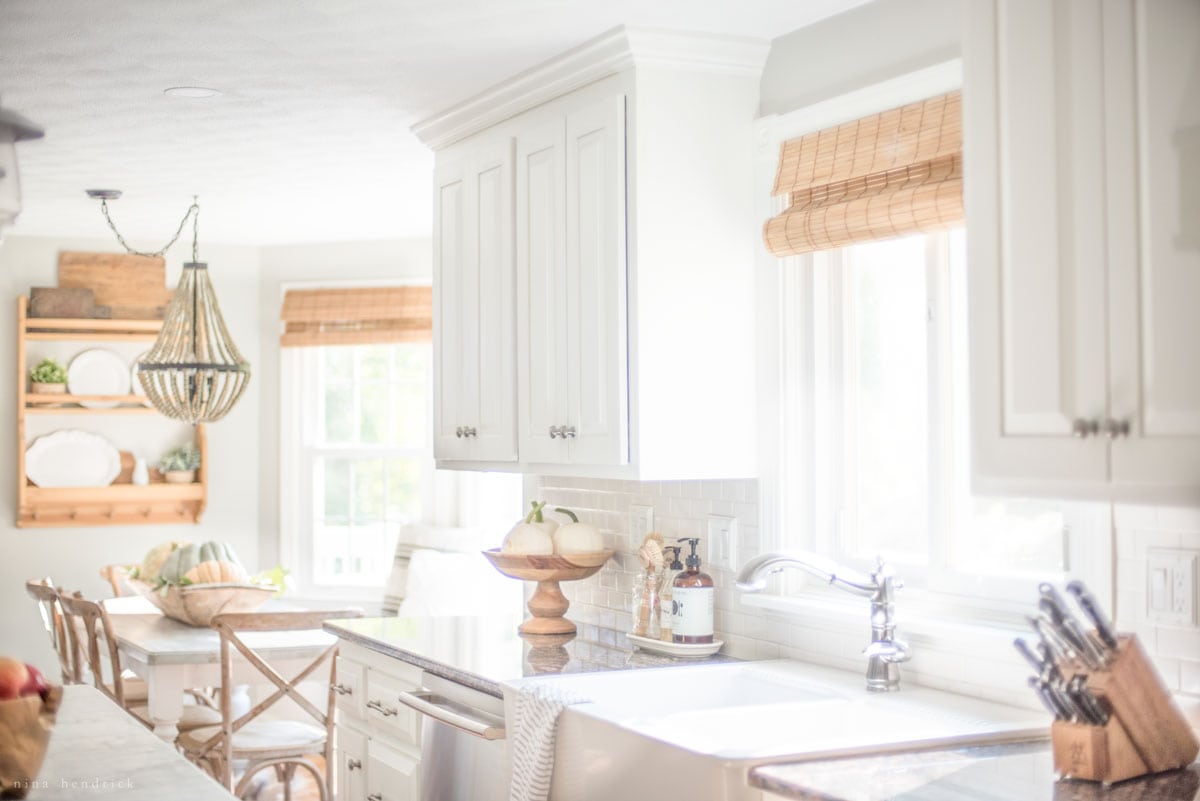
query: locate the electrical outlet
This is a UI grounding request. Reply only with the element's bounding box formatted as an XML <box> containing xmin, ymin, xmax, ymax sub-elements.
<box><xmin>708</xmin><ymin>514</ymin><xmax>738</xmax><ymax>571</ymax></box>
<box><xmin>629</xmin><ymin>505</ymin><xmax>654</xmax><ymax>541</ymax></box>
<box><xmin>1147</xmin><ymin>549</ymin><xmax>1197</xmax><ymax>626</ymax></box>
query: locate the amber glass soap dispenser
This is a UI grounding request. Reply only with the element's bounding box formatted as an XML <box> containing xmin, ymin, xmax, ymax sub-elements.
<box><xmin>672</xmin><ymin>537</ymin><xmax>714</xmax><ymax>644</ymax></box>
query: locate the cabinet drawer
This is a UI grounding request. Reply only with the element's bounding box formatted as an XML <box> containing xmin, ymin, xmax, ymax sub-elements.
<box><xmin>334</xmin><ymin>655</ymin><xmax>365</xmax><ymax>720</ymax></box>
<box><xmin>367</xmin><ymin>740</ymin><xmax>421</xmax><ymax>801</ymax></box>
<box><xmin>364</xmin><ymin>669</ymin><xmax>421</xmax><ymax>750</ymax></box>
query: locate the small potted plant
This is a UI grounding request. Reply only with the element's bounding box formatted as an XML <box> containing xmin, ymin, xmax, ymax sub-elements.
<box><xmin>28</xmin><ymin>358</ymin><xmax>67</xmax><ymax>395</ymax></box>
<box><xmin>158</xmin><ymin>443</ymin><xmax>201</xmax><ymax>484</ymax></box>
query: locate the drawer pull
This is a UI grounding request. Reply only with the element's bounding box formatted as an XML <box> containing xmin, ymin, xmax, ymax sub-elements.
<box><xmin>330</xmin><ymin>683</ymin><xmax>353</xmax><ymax>696</ymax></box>
<box><xmin>367</xmin><ymin>794</ymin><xmax>383</xmax><ymax>801</ymax></box>
<box><xmin>366</xmin><ymin>699</ymin><xmax>399</xmax><ymax>717</ymax></box>
<box><xmin>347</xmin><ymin>758</ymin><xmax>362</xmax><ymax>771</ymax></box>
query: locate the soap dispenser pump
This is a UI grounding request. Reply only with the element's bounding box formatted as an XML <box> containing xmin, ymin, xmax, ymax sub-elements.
<box><xmin>671</xmin><ymin>537</ymin><xmax>714</xmax><ymax>644</ymax></box>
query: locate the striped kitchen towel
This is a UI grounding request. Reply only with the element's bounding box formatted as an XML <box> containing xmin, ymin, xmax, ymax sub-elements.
<box><xmin>508</xmin><ymin>682</ymin><xmax>589</xmax><ymax>801</ymax></box>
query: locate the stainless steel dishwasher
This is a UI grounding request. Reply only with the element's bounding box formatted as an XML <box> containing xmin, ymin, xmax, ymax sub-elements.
<box><xmin>396</xmin><ymin>670</ymin><xmax>509</xmax><ymax>801</ymax></box>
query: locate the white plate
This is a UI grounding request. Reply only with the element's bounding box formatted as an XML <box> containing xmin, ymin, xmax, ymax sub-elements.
<box><xmin>68</xmin><ymin>348</ymin><xmax>131</xmax><ymax>408</ymax></box>
<box><xmin>627</xmin><ymin>633</ymin><xmax>724</xmax><ymax>658</ymax></box>
<box><xmin>25</xmin><ymin>430</ymin><xmax>121</xmax><ymax>488</ymax></box>
<box><xmin>130</xmin><ymin>351</ymin><xmax>149</xmax><ymax>398</ymax></box>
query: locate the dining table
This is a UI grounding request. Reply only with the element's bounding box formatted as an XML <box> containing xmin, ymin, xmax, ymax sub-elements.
<box><xmin>103</xmin><ymin>595</ymin><xmax>338</xmax><ymax>741</ymax></box>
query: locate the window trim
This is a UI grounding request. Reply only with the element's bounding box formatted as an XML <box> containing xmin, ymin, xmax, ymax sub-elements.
<box><xmin>279</xmin><ymin>278</ymin><xmax>434</xmax><ymax>606</ymax></box>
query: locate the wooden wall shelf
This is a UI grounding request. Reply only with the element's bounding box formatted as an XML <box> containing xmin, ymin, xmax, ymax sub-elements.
<box><xmin>16</xmin><ymin>296</ymin><xmax>208</xmax><ymax>528</ymax></box>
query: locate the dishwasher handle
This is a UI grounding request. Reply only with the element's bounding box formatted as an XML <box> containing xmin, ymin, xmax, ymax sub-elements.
<box><xmin>396</xmin><ymin>689</ymin><xmax>506</xmax><ymax>741</ymax></box>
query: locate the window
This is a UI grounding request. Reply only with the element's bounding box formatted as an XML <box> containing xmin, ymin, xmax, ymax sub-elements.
<box><xmin>778</xmin><ymin>229</ymin><xmax>1098</xmax><ymax>609</ymax></box>
<box><xmin>289</xmin><ymin>342</ymin><xmax>434</xmax><ymax>591</ymax></box>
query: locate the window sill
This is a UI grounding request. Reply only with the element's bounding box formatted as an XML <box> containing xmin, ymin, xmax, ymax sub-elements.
<box><xmin>739</xmin><ymin>589</ymin><xmax>1029</xmax><ymax>653</ymax></box>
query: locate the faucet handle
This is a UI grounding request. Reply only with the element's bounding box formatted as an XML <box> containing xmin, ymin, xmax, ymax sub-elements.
<box><xmin>863</xmin><ymin>639</ymin><xmax>911</xmax><ymax>663</ymax></box>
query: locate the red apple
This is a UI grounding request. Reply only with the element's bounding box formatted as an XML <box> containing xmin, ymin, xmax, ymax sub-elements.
<box><xmin>19</xmin><ymin>664</ymin><xmax>48</xmax><ymax>700</ymax></box>
<box><xmin>0</xmin><ymin>657</ymin><xmax>30</xmax><ymax>700</ymax></box>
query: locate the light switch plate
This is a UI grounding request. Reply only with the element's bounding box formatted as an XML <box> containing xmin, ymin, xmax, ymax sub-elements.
<box><xmin>1147</xmin><ymin>549</ymin><xmax>1197</xmax><ymax>626</ymax></box>
<box><xmin>708</xmin><ymin>514</ymin><xmax>738</xmax><ymax>571</ymax></box>
<box><xmin>629</xmin><ymin>505</ymin><xmax>654</xmax><ymax>541</ymax></box>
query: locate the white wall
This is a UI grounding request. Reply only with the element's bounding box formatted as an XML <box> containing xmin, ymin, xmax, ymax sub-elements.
<box><xmin>758</xmin><ymin>0</ymin><xmax>962</xmax><ymax>116</ymax></box>
<box><xmin>255</xmin><ymin>239</ymin><xmax>433</xmax><ymax>568</ymax></box>
<box><xmin>0</xmin><ymin>235</ymin><xmax>262</xmax><ymax>669</ymax></box>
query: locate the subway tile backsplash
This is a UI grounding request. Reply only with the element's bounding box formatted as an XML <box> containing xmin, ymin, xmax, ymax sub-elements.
<box><xmin>534</xmin><ymin>477</ymin><xmax>1200</xmax><ymax>704</ymax></box>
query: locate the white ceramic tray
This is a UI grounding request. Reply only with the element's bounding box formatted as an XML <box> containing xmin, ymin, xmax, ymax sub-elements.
<box><xmin>627</xmin><ymin>633</ymin><xmax>723</xmax><ymax>658</ymax></box>
<box><xmin>25</xmin><ymin>429</ymin><xmax>121</xmax><ymax>487</ymax></box>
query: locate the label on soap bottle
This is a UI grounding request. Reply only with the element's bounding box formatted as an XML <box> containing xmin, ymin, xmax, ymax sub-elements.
<box><xmin>671</xmin><ymin>587</ymin><xmax>714</xmax><ymax>638</ymax></box>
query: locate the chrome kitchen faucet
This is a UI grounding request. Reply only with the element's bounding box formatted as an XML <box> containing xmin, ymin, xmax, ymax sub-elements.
<box><xmin>735</xmin><ymin>551</ymin><xmax>911</xmax><ymax>692</ymax></box>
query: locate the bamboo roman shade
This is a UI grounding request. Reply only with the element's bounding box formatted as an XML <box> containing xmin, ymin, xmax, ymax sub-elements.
<box><xmin>764</xmin><ymin>90</ymin><xmax>963</xmax><ymax>257</ymax></box>
<box><xmin>280</xmin><ymin>286</ymin><xmax>433</xmax><ymax>347</ymax></box>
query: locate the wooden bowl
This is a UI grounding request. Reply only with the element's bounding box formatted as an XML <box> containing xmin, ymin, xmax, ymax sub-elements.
<box><xmin>127</xmin><ymin>578</ymin><xmax>273</xmax><ymax>627</ymax></box>
<box><xmin>482</xmin><ymin>549</ymin><xmax>613</xmax><ymax>636</ymax></box>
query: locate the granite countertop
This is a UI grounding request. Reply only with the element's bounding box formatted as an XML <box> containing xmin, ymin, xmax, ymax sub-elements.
<box><xmin>750</xmin><ymin>741</ymin><xmax>1200</xmax><ymax>801</ymax></box>
<box><xmin>325</xmin><ymin>614</ymin><xmax>735</xmax><ymax>697</ymax></box>
<box><xmin>32</xmin><ymin>685</ymin><xmax>236</xmax><ymax>800</ymax></box>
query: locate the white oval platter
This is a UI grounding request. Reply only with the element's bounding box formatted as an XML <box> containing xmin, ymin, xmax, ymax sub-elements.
<box><xmin>26</xmin><ymin>429</ymin><xmax>122</xmax><ymax>488</ymax></box>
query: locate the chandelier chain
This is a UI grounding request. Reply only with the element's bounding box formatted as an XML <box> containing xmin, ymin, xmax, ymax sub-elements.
<box><xmin>98</xmin><ymin>196</ymin><xmax>200</xmax><ymax>259</ymax></box>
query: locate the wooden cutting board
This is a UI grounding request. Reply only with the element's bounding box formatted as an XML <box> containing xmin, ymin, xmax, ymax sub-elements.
<box><xmin>57</xmin><ymin>251</ymin><xmax>173</xmax><ymax>319</ymax></box>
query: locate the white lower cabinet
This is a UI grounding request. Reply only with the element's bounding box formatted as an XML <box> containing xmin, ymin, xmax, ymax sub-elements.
<box><xmin>366</xmin><ymin>742</ymin><xmax>421</xmax><ymax>801</ymax></box>
<box><xmin>333</xmin><ymin>647</ymin><xmax>424</xmax><ymax>801</ymax></box>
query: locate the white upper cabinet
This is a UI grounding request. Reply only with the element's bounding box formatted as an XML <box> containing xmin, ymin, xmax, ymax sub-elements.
<box><xmin>965</xmin><ymin>0</ymin><xmax>1200</xmax><ymax>502</ymax></box>
<box><xmin>515</xmin><ymin>95</ymin><xmax>629</xmax><ymax>467</ymax></box>
<box><xmin>432</xmin><ymin>139</ymin><xmax>517</xmax><ymax>463</ymax></box>
<box><xmin>418</xmin><ymin>27</ymin><xmax>767</xmax><ymax>479</ymax></box>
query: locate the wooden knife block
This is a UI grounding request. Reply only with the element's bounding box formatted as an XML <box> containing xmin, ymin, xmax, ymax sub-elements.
<box><xmin>1052</xmin><ymin>634</ymin><xmax>1199</xmax><ymax>784</ymax></box>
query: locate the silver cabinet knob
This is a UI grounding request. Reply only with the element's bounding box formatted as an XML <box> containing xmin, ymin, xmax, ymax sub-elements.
<box><xmin>347</xmin><ymin>757</ymin><xmax>362</xmax><ymax>771</ymax></box>
<box><xmin>1072</xmin><ymin>419</ymin><xmax>1099</xmax><ymax>438</ymax></box>
<box><xmin>563</xmin><ymin>425</ymin><xmax>577</xmax><ymax>439</ymax></box>
<box><xmin>367</xmin><ymin>794</ymin><xmax>382</xmax><ymax>801</ymax></box>
<box><xmin>455</xmin><ymin>426</ymin><xmax>464</xmax><ymax>438</ymax></box>
<box><xmin>549</xmin><ymin>425</ymin><xmax>562</xmax><ymax>439</ymax></box>
<box><xmin>463</xmin><ymin>426</ymin><xmax>477</xmax><ymax>438</ymax></box>
<box><xmin>1102</xmin><ymin>418</ymin><xmax>1131</xmax><ymax>439</ymax></box>
<box><xmin>330</xmin><ymin>682</ymin><xmax>352</xmax><ymax>696</ymax></box>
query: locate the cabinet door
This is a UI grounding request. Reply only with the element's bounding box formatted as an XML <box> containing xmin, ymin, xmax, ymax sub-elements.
<box><xmin>335</xmin><ymin>724</ymin><xmax>368</xmax><ymax>801</ymax></box>
<box><xmin>433</xmin><ymin>156</ymin><xmax>472</xmax><ymax>461</ymax></box>
<box><xmin>964</xmin><ymin>0</ymin><xmax>1109</xmax><ymax>493</ymax></box>
<box><xmin>367</xmin><ymin>740</ymin><xmax>421</xmax><ymax>801</ymax></box>
<box><xmin>563</xmin><ymin>95</ymin><xmax>629</xmax><ymax>465</ymax></box>
<box><xmin>1107</xmin><ymin>0</ymin><xmax>1200</xmax><ymax>494</ymax></box>
<box><xmin>469</xmin><ymin>141</ymin><xmax>518</xmax><ymax>462</ymax></box>
<box><xmin>516</xmin><ymin>117</ymin><xmax>570</xmax><ymax>464</ymax></box>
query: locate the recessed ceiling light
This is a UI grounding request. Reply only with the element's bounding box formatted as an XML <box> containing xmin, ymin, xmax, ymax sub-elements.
<box><xmin>164</xmin><ymin>86</ymin><xmax>221</xmax><ymax>99</ymax></box>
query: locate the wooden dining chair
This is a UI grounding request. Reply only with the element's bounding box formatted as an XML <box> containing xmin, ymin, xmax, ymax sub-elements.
<box><xmin>24</xmin><ymin>579</ymin><xmax>78</xmax><ymax>684</ymax></box>
<box><xmin>98</xmin><ymin>564</ymin><xmax>128</xmax><ymax>597</ymax></box>
<box><xmin>57</xmin><ymin>592</ymin><xmax>222</xmax><ymax>733</ymax></box>
<box><xmin>178</xmin><ymin>609</ymin><xmax>364</xmax><ymax>800</ymax></box>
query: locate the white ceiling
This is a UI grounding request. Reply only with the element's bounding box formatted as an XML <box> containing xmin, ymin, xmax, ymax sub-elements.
<box><xmin>1</xmin><ymin>0</ymin><xmax>870</xmax><ymax>247</ymax></box>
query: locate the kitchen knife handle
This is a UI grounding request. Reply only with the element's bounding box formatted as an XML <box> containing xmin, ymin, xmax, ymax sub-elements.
<box><xmin>1066</xmin><ymin>580</ymin><xmax>1120</xmax><ymax>651</ymax></box>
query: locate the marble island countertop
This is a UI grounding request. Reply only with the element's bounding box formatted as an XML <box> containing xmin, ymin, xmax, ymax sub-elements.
<box><xmin>324</xmin><ymin>614</ymin><xmax>736</xmax><ymax>697</ymax></box>
<box><xmin>750</xmin><ymin>742</ymin><xmax>1200</xmax><ymax>801</ymax></box>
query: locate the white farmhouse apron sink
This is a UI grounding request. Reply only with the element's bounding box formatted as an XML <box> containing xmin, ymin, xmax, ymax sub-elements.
<box><xmin>504</xmin><ymin>660</ymin><xmax>1047</xmax><ymax>801</ymax></box>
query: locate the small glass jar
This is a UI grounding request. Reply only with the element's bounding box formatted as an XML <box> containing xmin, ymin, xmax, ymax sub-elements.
<box><xmin>631</xmin><ymin>568</ymin><xmax>660</xmax><ymax>638</ymax></box>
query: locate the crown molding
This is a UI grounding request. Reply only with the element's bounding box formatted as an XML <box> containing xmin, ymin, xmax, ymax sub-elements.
<box><xmin>411</xmin><ymin>25</ymin><xmax>770</xmax><ymax>151</ymax></box>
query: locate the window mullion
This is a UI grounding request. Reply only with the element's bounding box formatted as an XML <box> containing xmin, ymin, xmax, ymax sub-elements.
<box><xmin>926</xmin><ymin>234</ymin><xmax>953</xmax><ymax>572</ymax></box>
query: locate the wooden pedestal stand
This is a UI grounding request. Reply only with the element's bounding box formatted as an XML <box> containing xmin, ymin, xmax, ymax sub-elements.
<box><xmin>482</xmin><ymin>549</ymin><xmax>613</xmax><ymax>636</ymax></box>
<box><xmin>1053</xmin><ymin>635</ymin><xmax>1199</xmax><ymax>784</ymax></box>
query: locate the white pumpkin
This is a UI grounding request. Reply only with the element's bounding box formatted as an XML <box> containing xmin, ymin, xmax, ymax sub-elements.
<box><xmin>552</xmin><ymin>508</ymin><xmax>605</xmax><ymax>554</ymax></box>
<box><xmin>501</xmin><ymin>501</ymin><xmax>558</xmax><ymax>554</ymax></box>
